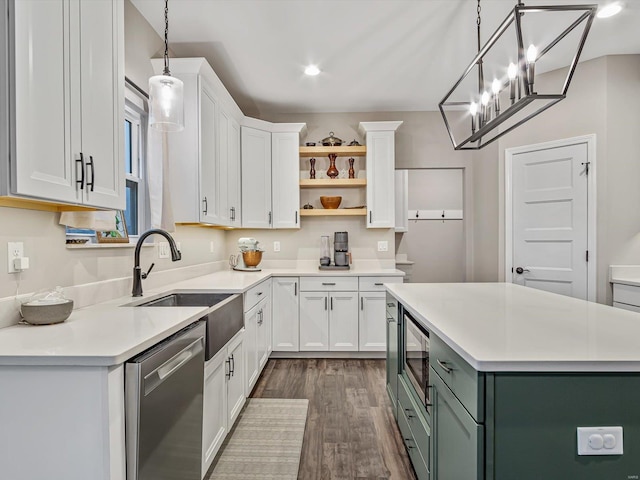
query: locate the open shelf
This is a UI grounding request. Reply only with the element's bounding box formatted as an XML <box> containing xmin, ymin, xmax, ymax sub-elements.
<box><xmin>299</xmin><ymin>179</ymin><xmax>366</xmax><ymax>188</ymax></box>
<box><xmin>299</xmin><ymin>145</ymin><xmax>366</xmax><ymax>157</ymax></box>
<box><xmin>299</xmin><ymin>208</ymin><xmax>367</xmax><ymax>217</ymax></box>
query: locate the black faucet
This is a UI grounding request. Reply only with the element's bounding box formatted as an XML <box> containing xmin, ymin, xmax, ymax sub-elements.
<box><xmin>132</xmin><ymin>229</ymin><xmax>181</xmax><ymax>297</ymax></box>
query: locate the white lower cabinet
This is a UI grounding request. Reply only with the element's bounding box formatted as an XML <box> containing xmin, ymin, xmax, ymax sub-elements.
<box><xmin>245</xmin><ymin>295</ymin><xmax>270</xmax><ymax>394</ymax></box>
<box><xmin>299</xmin><ymin>279</ymin><xmax>359</xmax><ymax>352</ymax></box>
<box><xmin>202</xmin><ymin>330</ymin><xmax>245</xmax><ymax>477</ymax></box>
<box><xmin>272</xmin><ymin>277</ymin><xmax>300</xmax><ymax>352</ymax></box>
<box><xmin>359</xmin><ymin>291</ymin><xmax>387</xmax><ymax>351</ymax></box>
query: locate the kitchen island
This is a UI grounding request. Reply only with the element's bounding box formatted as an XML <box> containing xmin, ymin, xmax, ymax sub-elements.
<box><xmin>386</xmin><ymin>282</ymin><xmax>640</xmax><ymax>480</ymax></box>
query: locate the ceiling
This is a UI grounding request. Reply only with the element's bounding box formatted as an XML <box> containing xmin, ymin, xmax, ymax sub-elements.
<box><xmin>131</xmin><ymin>0</ymin><xmax>640</xmax><ymax>118</ymax></box>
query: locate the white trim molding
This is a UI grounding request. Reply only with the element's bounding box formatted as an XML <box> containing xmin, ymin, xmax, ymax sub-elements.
<box><xmin>504</xmin><ymin>134</ymin><xmax>597</xmax><ymax>302</ymax></box>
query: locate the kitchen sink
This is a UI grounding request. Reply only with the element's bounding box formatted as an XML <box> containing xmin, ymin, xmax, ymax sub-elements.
<box><xmin>136</xmin><ymin>292</ymin><xmax>233</xmax><ymax>308</ymax></box>
<box><xmin>130</xmin><ymin>291</ymin><xmax>244</xmax><ymax>362</ymax></box>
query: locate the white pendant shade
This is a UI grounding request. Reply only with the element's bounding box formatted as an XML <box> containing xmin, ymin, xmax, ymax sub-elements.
<box><xmin>149</xmin><ymin>74</ymin><xmax>184</xmax><ymax>132</ymax></box>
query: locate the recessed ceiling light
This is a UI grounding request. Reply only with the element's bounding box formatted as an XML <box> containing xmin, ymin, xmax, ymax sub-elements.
<box><xmin>304</xmin><ymin>65</ymin><xmax>320</xmax><ymax>76</ymax></box>
<box><xmin>597</xmin><ymin>2</ymin><xmax>623</xmax><ymax>18</ymax></box>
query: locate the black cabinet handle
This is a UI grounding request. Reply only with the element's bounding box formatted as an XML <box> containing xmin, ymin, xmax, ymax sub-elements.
<box><xmin>203</xmin><ymin>197</ymin><xmax>208</xmax><ymax>215</ymax></box>
<box><xmin>268</xmin><ymin>211</ymin><xmax>272</xmax><ymax>225</ymax></box>
<box><xmin>324</xmin><ymin>297</ymin><xmax>327</xmax><ymax>310</ymax></box>
<box><xmin>86</xmin><ymin>155</ymin><xmax>95</xmax><ymax>191</ymax></box>
<box><xmin>330</xmin><ymin>297</ymin><xmax>333</xmax><ymax>310</ymax></box>
<box><xmin>322</xmin><ymin>282</ymin><xmax>336</xmax><ymax>286</ymax></box>
<box><xmin>295</xmin><ymin>211</ymin><xmax>298</xmax><ymax>224</ymax></box>
<box><xmin>361</xmin><ymin>297</ymin><xmax>364</xmax><ymax>310</ymax></box>
<box><xmin>76</xmin><ymin>153</ymin><xmax>85</xmax><ymax>190</ymax></box>
<box><xmin>230</xmin><ymin>354</ymin><xmax>235</xmax><ymax>376</ymax></box>
<box><xmin>369</xmin><ymin>211</ymin><xmax>372</xmax><ymax>223</ymax></box>
<box><xmin>437</xmin><ymin>358</ymin><xmax>453</xmax><ymax>373</ymax></box>
<box><xmin>375</xmin><ymin>283</ymin><xmax>383</xmax><ymax>286</ymax></box>
<box><xmin>225</xmin><ymin>358</ymin><xmax>231</xmax><ymax>379</ymax></box>
<box><xmin>294</xmin><ymin>282</ymin><xmax>297</xmax><ymax>296</ymax></box>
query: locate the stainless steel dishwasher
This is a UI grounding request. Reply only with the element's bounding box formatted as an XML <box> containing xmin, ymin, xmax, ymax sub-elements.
<box><xmin>126</xmin><ymin>321</ymin><xmax>205</xmax><ymax>480</ymax></box>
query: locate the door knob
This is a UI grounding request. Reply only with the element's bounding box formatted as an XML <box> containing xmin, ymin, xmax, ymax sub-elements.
<box><xmin>515</xmin><ymin>267</ymin><xmax>530</xmax><ymax>275</ymax></box>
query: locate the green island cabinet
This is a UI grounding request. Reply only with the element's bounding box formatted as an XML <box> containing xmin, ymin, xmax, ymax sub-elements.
<box><xmin>386</xmin><ymin>294</ymin><xmax>640</xmax><ymax>480</ymax></box>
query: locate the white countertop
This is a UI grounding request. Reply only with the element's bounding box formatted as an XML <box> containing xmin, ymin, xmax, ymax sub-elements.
<box><xmin>610</xmin><ymin>265</ymin><xmax>640</xmax><ymax>287</ymax></box>
<box><xmin>387</xmin><ymin>282</ymin><xmax>640</xmax><ymax>372</ymax></box>
<box><xmin>0</xmin><ymin>267</ymin><xmax>403</xmax><ymax>367</ymax></box>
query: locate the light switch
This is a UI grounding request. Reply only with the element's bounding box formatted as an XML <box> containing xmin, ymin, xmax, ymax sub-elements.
<box><xmin>577</xmin><ymin>427</ymin><xmax>623</xmax><ymax>455</ymax></box>
<box><xmin>274</xmin><ymin>241</ymin><xmax>281</xmax><ymax>252</ymax></box>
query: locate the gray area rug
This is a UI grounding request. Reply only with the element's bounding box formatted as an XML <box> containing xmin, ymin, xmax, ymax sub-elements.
<box><xmin>207</xmin><ymin>398</ymin><xmax>309</xmax><ymax>479</ymax></box>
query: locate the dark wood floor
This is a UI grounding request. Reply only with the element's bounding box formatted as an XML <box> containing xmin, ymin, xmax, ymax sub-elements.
<box><xmin>251</xmin><ymin>359</ymin><xmax>417</xmax><ymax>480</ymax></box>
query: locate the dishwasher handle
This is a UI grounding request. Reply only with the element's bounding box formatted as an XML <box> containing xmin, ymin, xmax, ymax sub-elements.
<box><xmin>144</xmin><ymin>336</ymin><xmax>204</xmax><ymax>396</ymax></box>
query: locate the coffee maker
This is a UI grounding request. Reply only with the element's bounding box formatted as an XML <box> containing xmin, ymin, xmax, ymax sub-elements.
<box><xmin>319</xmin><ymin>232</ymin><xmax>350</xmax><ymax>270</ymax></box>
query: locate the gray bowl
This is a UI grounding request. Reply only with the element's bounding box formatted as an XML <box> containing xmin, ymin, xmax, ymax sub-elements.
<box><xmin>21</xmin><ymin>300</ymin><xmax>74</xmax><ymax>325</ymax></box>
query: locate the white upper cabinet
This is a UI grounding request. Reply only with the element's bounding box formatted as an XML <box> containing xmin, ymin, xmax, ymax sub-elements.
<box><xmin>241</xmin><ymin>125</ymin><xmax>272</xmax><ymax>228</ymax></box>
<box><xmin>272</xmin><ymin>131</ymin><xmax>302</xmax><ymax>229</ymax></box>
<box><xmin>154</xmin><ymin>58</ymin><xmax>244</xmax><ymax>227</ymax></box>
<box><xmin>359</xmin><ymin>121</ymin><xmax>403</xmax><ymax>229</ymax></box>
<box><xmin>6</xmin><ymin>0</ymin><xmax>124</xmax><ymax>209</ymax></box>
<box><xmin>241</xmin><ymin>120</ymin><xmax>306</xmax><ymax>229</ymax></box>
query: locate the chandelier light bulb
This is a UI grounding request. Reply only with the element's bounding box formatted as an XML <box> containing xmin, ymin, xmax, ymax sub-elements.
<box><xmin>526</xmin><ymin>44</ymin><xmax>538</xmax><ymax>64</ymax></box>
<box><xmin>481</xmin><ymin>91</ymin><xmax>490</xmax><ymax>106</ymax></box>
<box><xmin>469</xmin><ymin>102</ymin><xmax>478</xmax><ymax>116</ymax></box>
<box><xmin>508</xmin><ymin>63</ymin><xmax>518</xmax><ymax>80</ymax></box>
<box><xmin>492</xmin><ymin>79</ymin><xmax>501</xmax><ymax>95</ymax></box>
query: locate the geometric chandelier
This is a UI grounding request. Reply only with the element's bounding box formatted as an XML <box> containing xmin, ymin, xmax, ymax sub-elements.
<box><xmin>439</xmin><ymin>1</ymin><xmax>596</xmax><ymax>150</ymax></box>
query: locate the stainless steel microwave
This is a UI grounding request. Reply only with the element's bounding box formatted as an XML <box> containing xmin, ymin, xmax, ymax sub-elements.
<box><xmin>403</xmin><ymin>311</ymin><xmax>431</xmax><ymax>411</ymax></box>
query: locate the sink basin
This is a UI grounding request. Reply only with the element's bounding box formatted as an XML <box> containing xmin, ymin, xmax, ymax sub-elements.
<box><xmin>136</xmin><ymin>292</ymin><xmax>233</xmax><ymax>308</ymax></box>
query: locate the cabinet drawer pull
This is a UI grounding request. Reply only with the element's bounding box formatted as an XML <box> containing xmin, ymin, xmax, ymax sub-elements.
<box><xmin>375</xmin><ymin>283</ymin><xmax>384</xmax><ymax>286</ymax></box>
<box><xmin>404</xmin><ymin>408</ymin><xmax>415</xmax><ymax>419</ymax></box>
<box><xmin>361</xmin><ymin>297</ymin><xmax>364</xmax><ymax>310</ymax></box>
<box><xmin>225</xmin><ymin>358</ymin><xmax>231</xmax><ymax>379</ymax></box>
<box><xmin>230</xmin><ymin>354</ymin><xmax>235</xmax><ymax>376</ymax></box>
<box><xmin>369</xmin><ymin>211</ymin><xmax>372</xmax><ymax>223</ymax></box>
<box><xmin>324</xmin><ymin>297</ymin><xmax>327</xmax><ymax>310</ymax></box>
<box><xmin>436</xmin><ymin>358</ymin><xmax>454</xmax><ymax>373</ymax></box>
<box><xmin>295</xmin><ymin>211</ymin><xmax>298</xmax><ymax>224</ymax></box>
<box><xmin>203</xmin><ymin>197</ymin><xmax>208</xmax><ymax>215</ymax></box>
<box><xmin>387</xmin><ymin>302</ymin><xmax>395</xmax><ymax>308</ymax></box>
<box><xmin>268</xmin><ymin>211</ymin><xmax>272</xmax><ymax>225</ymax></box>
<box><xmin>86</xmin><ymin>155</ymin><xmax>95</xmax><ymax>192</ymax></box>
<box><xmin>256</xmin><ymin>291</ymin><xmax>263</xmax><ymax>296</ymax></box>
<box><xmin>294</xmin><ymin>282</ymin><xmax>297</xmax><ymax>296</ymax></box>
<box><xmin>322</xmin><ymin>282</ymin><xmax>336</xmax><ymax>286</ymax></box>
<box><xmin>76</xmin><ymin>153</ymin><xmax>85</xmax><ymax>190</ymax></box>
<box><xmin>330</xmin><ymin>297</ymin><xmax>333</xmax><ymax>310</ymax></box>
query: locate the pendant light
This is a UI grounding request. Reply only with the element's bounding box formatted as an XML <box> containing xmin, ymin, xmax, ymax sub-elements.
<box><xmin>439</xmin><ymin>1</ymin><xmax>596</xmax><ymax>150</ymax></box>
<box><xmin>149</xmin><ymin>0</ymin><xmax>184</xmax><ymax>132</ymax></box>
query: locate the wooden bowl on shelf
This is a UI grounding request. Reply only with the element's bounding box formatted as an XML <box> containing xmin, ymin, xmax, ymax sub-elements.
<box><xmin>320</xmin><ymin>196</ymin><xmax>342</xmax><ymax>209</ymax></box>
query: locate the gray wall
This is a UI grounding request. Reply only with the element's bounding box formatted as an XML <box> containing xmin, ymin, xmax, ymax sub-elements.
<box><xmin>484</xmin><ymin>54</ymin><xmax>640</xmax><ymax>304</ymax></box>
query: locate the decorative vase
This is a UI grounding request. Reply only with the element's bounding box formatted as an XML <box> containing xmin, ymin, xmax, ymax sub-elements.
<box><xmin>309</xmin><ymin>158</ymin><xmax>316</xmax><ymax>179</ymax></box>
<box><xmin>348</xmin><ymin>158</ymin><xmax>355</xmax><ymax>179</ymax></box>
<box><xmin>327</xmin><ymin>153</ymin><xmax>339</xmax><ymax>179</ymax></box>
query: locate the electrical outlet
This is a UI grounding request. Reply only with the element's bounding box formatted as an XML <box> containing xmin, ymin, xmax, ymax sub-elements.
<box><xmin>274</xmin><ymin>241</ymin><xmax>281</xmax><ymax>252</ymax></box>
<box><xmin>577</xmin><ymin>427</ymin><xmax>623</xmax><ymax>455</ymax></box>
<box><xmin>158</xmin><ymin>242</ymin><xmax>170</xmax><ymax>259</ymax></box>
<box><xmin>377</xmin><ymin>241</ymin><xmax>388</xmax><ymax>252</ymax></box>
<box><xmin>7</xmin><ymin>242</ymin><xmax>24</xmax><ymax>274</ymax></box>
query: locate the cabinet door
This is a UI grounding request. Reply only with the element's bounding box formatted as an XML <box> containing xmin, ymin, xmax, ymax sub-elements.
<box><xmin>272</xmin><ymin>132</ymin><xmax>300</xmax><ymax>229</ymax></box>
<box><xmin>77</xmin><ymin>0</ymin><xmax>124</xmax><ymax>209</ymax></box>
<box><xmin>226</xmin><ymin>333</ymin><xmax>245</xmax><ymax>427</ymax></box>
<box><xmin>199</xmin><ymin>83</ymin><xmax>220</xmax><ymax>224</ymax></box>
<box><xmin>227</xmin><ymin>116</ymin><xmax>242</xmax><ymax>227</ymax></box>
<box><xmin>257</xmin><ymin>296</ymin><xmax>271</xmax><ymax>370</ymax></box>
<box><xmin>241</xmin><ymin>126</ymin><xmax>272</xmax><ymax>228</ymax></box>
<box><xmin>12</xmin><ymin>0</ymin><xmax>77</xmax><ymax>203</ymax></box>
<box><xmin>216</xmin><ymin>107</ymin><xmax>231</xmax><ymax>226</ymax></box>
<box><xmin>432</xmin><ymin>371</ymin><xmax>483</xmax><ymax>480</ymax></box>
<box><xmin>299</xmin><ymin>292</ymin><xmax>329</xmax><ymax>351</ymax></box>
<box><xmin>244</xmin><ymin>302</ymin><xmax>259</xmax><ymax>396</ymax></box>
<box><xmin>329</xmin><ymin>292</ymin><xmax>359</xmax><ymax>351</ymax></box>
<box><xmin>202</xmin><ymin>349</ymin><xmax>228</xmax><ymax>476</ymax></box>
<box><xmin>366</xmin><ymin>131</ymin><xmax>395</xmax><ymax>228</ymax></box>
<box><xmin>386</xmin><ymin>315</ymin><xmax>399</xmax><ymax>413</ymax></box>
<box><xmin>272</xmin><ymin>277</ymin><xmax>299</xmax><ymax>352</ymax></box>
<box><xmin>359</xmin><ymin>291</ymin><xmax>387</xmax><ymax>351</ymax></box>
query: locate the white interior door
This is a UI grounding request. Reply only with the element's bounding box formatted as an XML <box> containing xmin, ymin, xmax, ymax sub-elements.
<box><xmin>511</xmin><ymin>142</ymin><xmax>590</xmax><ymax>299</ymax></box>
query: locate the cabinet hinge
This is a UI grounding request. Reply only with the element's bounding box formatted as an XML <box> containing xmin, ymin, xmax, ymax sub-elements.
<box><xmin>586</xmin><ymin>250</ymin><xmax>589</xmax><ymax>262</ymax></box>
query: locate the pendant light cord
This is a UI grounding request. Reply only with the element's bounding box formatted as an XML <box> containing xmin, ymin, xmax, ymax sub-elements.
<box><xmin>163</xmin><ymin>0</ymin><xmax>170</xmax><ymax>75</ymax></box>
<box><xmin>476</xmin><ymin>0</ymin><xmax>484</xmax><ymax>93</ymax></box>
